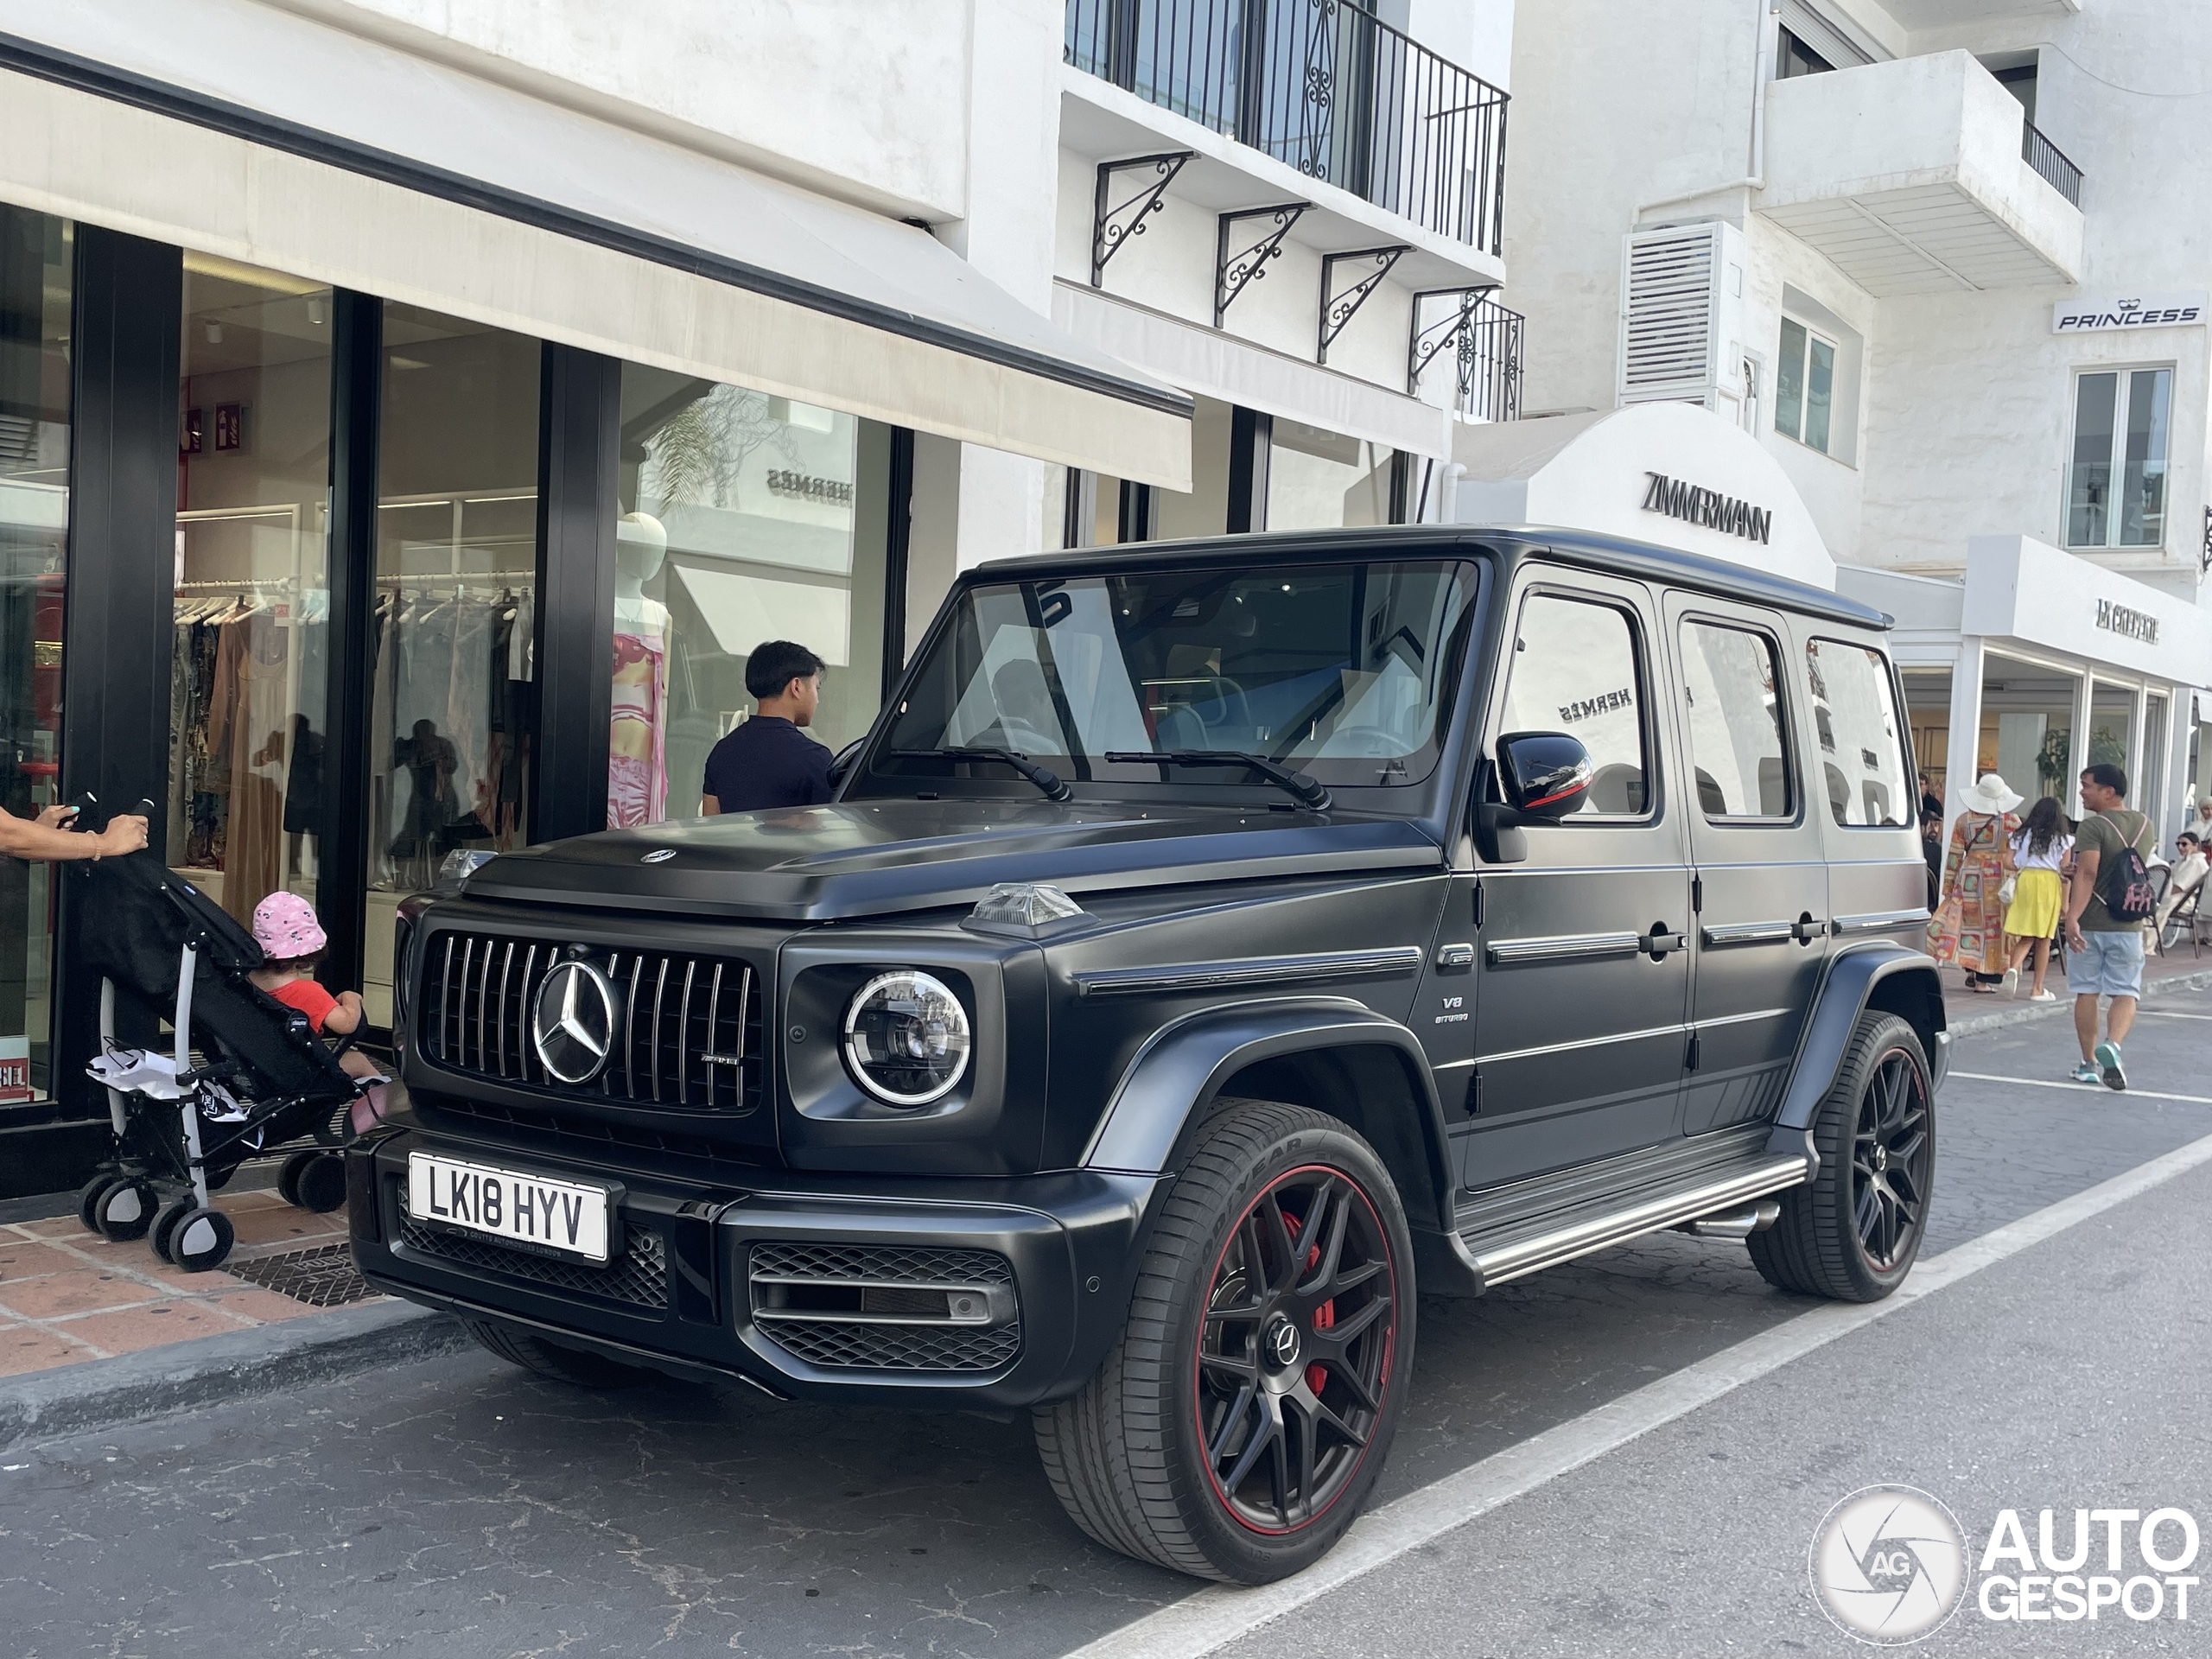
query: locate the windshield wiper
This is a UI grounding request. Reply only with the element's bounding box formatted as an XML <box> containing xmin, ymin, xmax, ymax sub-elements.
<box><xmin>892</xmin><ymin>747</ymin><xmax>1071</xmax><ymax>803</ymax></box>
<box><xmin>1103</xmin><ymin>750</ymin><xmax>1332</xmax><ymax>811</ymax></box>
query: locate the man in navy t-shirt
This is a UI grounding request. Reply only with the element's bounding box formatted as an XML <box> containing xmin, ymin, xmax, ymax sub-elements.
<box><xmin>701</xmin><ymin>640</ymin><xmax>834</xmax><ymax>814</ymax></box>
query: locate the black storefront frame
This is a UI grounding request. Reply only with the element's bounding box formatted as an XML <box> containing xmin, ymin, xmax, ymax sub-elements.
<box><xmin>16</xmin><ymin>265</ymin><xmax>914</xmax><ymax>1197</ymax></box>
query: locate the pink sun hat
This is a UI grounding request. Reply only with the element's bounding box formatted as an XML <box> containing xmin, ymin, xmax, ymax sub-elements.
<box><xmin>251</xmin><ymin>891</ymin><xmax>328</xmax><ymax>959</ymax></box>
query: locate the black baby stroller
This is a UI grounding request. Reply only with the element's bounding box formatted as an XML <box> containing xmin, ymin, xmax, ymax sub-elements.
<box><xmin>70</xmin><ymin>826</ymin><xmax>386</xmax><ymax>1272</ymax></box>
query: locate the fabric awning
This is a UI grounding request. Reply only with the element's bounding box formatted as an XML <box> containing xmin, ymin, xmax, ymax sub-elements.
<box><xmin>0</xmin><ymin>3</ymin><xmax>1192</xmax><ymax>489</ymax></box>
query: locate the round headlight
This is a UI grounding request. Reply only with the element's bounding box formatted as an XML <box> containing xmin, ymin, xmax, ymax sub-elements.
<box><xmin>842</xmin><ymin>970</ymin><xmax>972</xmax><ymax>1106</ymax></box>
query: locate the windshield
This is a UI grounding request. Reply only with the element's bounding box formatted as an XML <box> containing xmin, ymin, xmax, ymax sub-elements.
<box><xmin>871</xmin><ymin>561</ymin><xmax>1477</xmax><ymax>791</ymax></box>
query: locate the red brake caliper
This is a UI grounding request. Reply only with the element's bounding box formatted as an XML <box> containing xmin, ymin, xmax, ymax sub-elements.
<box><xmin>1281</xmin><ymin>1209</ymin><xmax>1335</xmax><ymax>1397</ymax></box>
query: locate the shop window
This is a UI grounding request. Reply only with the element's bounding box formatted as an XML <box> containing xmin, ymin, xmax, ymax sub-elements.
<box><xmin>365</xmin><ymin>305</ymin><xmax>543</xmax><ymax>1024</ymax></box>
<box><xmin>168</xmin><ymin>256</ymin><xmax>335</xmax><ymax>944</ymax></box>
<box><xmin>0</xmin><ymin>207</ymin><xmax>70</xmax><ymax>1105</ymax></box>
<box><xmin>1500</xmin><ymin>594</ymin><xmax>1651</xmax><ymax>817</ymax></box>
<box><xmin>1266</xmin><ymin>420</ymin><xmax>1397</xmax><ymax>531</ymax></box>
<box><xmin>614</xmin><ymin>368</ymin><xmax>895</xmax><ymax>823</ymax></box>
<box><xmin>1805</xmin><ymin>639</ymin><xmax>1912</xmax><ymax>827</ymax></box>
<box><xmin>2068</xmin><ymin>367</ymin><xmax>2171</xmax><ymax>550</ymax></box>
<box><xmin>1775</xmin><ymin>316</ymin><xmax>1836</xmax><ymax>454</ymax></box>
<box><xmin>1680</xmin><ymin>620</ymin><xmax>1791</xmax><ymax>818</ymax></box>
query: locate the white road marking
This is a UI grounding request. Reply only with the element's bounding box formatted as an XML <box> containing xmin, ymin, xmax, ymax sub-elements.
<box><xmin>1065</xmin><ymin>1128</ymin><xmax>2212</xmax><ymax>1659</ymax></box>
<box><xmin>1948</xmin><ymin>1071</ymin><xmax>2212</xmax><ymax>1105</ymax></box>
<box><xmin>2144</xmin><ymin>1010</ymin><xmax>2212</xmax><ymax>1020</ymax></box>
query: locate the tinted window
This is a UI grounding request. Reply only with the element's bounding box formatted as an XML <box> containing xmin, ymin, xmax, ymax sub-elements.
<box><xmin>1680</xmin><ymin>620</ymin><xmax>1790</xmax><ymax>818</ymax></box>
<box><xmin>877</xmin><ymin>562</ymin><xmax>1475</xmax><ymax>790</ymax></box>
<box><xmin>1805</xmin><ymin>639</ymin><xmax>1911</xmax><ymax>827</ymax></box>
<box><xmin>1501</xmin><ymin>593</ymin><xmax>1649</xmax><ymax>817</ymax></box>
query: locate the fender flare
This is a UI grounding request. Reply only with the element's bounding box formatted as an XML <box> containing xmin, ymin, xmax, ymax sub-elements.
<box><xmin>1766</xmin><ymin>943</ymin><xmax>1947</xmax><ymax>1163</ymax></box>
<box><xmin>1081</xmin><ymin>995</ymin><xmax>1458</xmax><ymax>1233</ymax></box>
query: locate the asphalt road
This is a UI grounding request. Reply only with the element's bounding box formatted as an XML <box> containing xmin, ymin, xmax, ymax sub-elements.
<box><xmin>3</xmin><ymin>988</ymin><xmax>2208</xmax><ymax>1659</ymax></box>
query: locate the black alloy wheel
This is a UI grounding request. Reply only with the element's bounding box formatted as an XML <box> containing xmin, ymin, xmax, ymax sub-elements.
<box><xmin>1851</xmin><ymin>1046</ymin><xmax>1930</xmax><ymax>1272</ymax></box>
<box><xmin>1035</xmin><ymin>1099</ymin><xmax>1414</xmax><ymax>1583</ymax></box>
<box><xmin>1749</xmin><ymin>1011</ymin><xmax>1934</xmax><ymax>1302</ymax></box>
<box><xmin>1198</xmin><ymin>1166</ymin><xmax>1395</xmax><ymax>1535</ymax></box>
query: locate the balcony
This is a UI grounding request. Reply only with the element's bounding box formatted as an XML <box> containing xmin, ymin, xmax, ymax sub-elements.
<box><xmin>1758</xmin><ymin>50</ymin><xmax>2083</xmax><ymax>295</ymax></box>
<box><xmin>1065</xmin><ymin>0</ymin><xmax>1508</xmax><ymax>254</ymax></box>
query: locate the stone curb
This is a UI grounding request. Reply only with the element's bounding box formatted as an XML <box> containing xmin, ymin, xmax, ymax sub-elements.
<box><xmin>1943</xmin><ymin>963</ymin><xmax>2212</xmax><ymax>1038</ymax></box>
<box><xmin>0</xmin><ymin>1299</ymin><xmax>469</xmax><ymax>1452</ymax></box>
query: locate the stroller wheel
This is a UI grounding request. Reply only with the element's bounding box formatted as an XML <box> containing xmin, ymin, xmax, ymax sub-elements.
<box><xmin>168</xmin><ymin>1207</ymin><xmax>237</xmax><ymax>1272</ymax></box>
<box><xmin>150</xmin><ymin>1195</ymin><xmax>198</xmax><ymax>1263</ymax></box>
<box><xmin>78</xmin><ymin>1173</ymin><xmax>124</xmax><ymax>1234</ymax></box>
<box><xmin>296</xmin><ymin>1155</ymin><xmax>348</xmax><ymax>1215</ymax></box>
<box><xmin>278</xmin><ymin>1150</ymin><xmax>316</xmax><ymax>1208</ymax></box>
<box><xmin>94</xmin><ymin>1179</ymin><xmax>160</xmax><ymax>1242</ymax></box>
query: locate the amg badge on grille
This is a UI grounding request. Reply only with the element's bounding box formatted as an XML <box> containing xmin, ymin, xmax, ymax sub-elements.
<box><xmin>531</xmin><ymin>960</ymin><xmax>618</xmax><ymax>1084</ymax></box>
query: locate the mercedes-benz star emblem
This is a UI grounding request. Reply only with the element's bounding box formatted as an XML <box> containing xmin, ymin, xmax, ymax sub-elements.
<box><xmin>531</xmin><ymin>960</ymin><xmax>618</xmax><ymax>1085</ymax></box>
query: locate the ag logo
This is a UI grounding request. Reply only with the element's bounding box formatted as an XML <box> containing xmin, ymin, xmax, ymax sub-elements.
<box><xmin>531</xmin><ymin>959</ymin><xmax>618</xmax><ymax>1085</ymax></box>
<box><xmin>1809</xmin><ymin>1485</ymin><xmax>1971</xmax><ymax>1645</ymax></box>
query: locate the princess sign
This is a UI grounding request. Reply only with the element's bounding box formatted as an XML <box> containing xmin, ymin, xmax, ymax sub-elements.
<box><xmin>2051</xmin><ymin>293</ymin><xmax>2209</xmax><ymax>334</ymax></box>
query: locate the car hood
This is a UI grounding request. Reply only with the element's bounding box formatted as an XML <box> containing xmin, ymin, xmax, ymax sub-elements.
<box><xmin>462</xmin><ymin>798</ymin><xmax>1446</xmax><ymax>921</ymax></box>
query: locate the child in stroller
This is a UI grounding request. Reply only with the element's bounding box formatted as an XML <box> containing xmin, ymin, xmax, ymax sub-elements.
<box><xmin>248</xmin><ymin>892</ymin><xmax>389</xmax><ymax>1134</ymax></box>
<box><xmin>71</xmin><ymin>830</ymin><xmax>388</xmax><ymax>1271</ymax></box>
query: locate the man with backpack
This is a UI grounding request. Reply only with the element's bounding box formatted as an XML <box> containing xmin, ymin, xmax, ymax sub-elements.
<box><xmin>2063</xmin><ymin>761</ymin><xmax>2159</xmax><ymax>1090</ymax></box>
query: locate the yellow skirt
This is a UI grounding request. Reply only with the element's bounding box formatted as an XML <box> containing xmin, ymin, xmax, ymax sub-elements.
<box><xmin>2005</xmin><ymin>868</ymin><xmax>2063</xmax><ymax>939</ymax></box>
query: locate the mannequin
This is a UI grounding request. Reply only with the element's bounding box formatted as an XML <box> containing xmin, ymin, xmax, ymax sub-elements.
<box><xmin>609</xmin><ymin>512</ymin><xmax>671</xmax><ymax>827</ymax></box>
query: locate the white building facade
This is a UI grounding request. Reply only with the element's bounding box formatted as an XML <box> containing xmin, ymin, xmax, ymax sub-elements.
<box><xmin>1496</xmin><ymin>0</ymin><xmax>2212</xmax><ymax>842</ymax></box>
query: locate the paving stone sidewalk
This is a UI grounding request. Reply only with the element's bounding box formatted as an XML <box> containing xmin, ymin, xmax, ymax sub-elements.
<box><xmin>0</xmin><ymin>1185</ymin><xmax>372</xmax><ymax>1378</ymax></box>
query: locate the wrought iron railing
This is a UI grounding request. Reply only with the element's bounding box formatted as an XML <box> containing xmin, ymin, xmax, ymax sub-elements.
<box><xmin>1065</xmin><ymin>0</ymin><xmax>1509</xmax><ymax>253</ymax></box>
<box><xmin>2022</xmin><ymin>119</ymin><xmax>2082</xmax><ymax>207</ymax></box>
<box><xmin>1460</xmin><ymin>293</ymin><xmax>1522</xmax><ymax>421</ymax></box>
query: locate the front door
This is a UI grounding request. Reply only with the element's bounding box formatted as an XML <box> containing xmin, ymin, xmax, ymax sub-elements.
<box><xmin>1460</xmin><ymin>574</ymin><xmax>1693</xmax><ymax>1191</ymax></box>
<box><xmin>1662</xmin><ymin>596</ymin><xmax>1829</xmax><ymax>1135</ymax></box>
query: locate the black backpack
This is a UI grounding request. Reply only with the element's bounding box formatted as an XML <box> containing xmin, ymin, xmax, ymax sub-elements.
<box><xmin>2098</xmin><ymin>811</ymin><xmax>2158</xmax><ymax>924</ymax></box>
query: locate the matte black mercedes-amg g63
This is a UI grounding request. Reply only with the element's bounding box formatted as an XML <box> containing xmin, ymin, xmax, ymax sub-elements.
<box><xmin>350</xmin><ymin>525</ymin><xmax>1946</xmax><ymax>1583</ymax></box>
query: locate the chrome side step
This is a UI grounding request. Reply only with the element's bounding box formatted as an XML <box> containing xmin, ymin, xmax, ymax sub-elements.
<box><xmin>1465</xmin><ymin>1154</ymin><xmax>1811</xmax><ymax>1288</ymax></box>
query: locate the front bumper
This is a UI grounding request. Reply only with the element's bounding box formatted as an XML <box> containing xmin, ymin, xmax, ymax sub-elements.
<box><xmin>348</xmin><ymin>1126</ymin><xmax>1164</xmax><ymax>1408</ymax></box>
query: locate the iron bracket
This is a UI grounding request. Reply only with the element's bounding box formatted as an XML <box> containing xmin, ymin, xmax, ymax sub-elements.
<box><xmin>1092</xmin><ymin>152</ymin><xmax>1195</xmax><ymax>287</ymax></box>
<box><xmin>1407</xmin><ymin>284</ymin><xmax>1499</xmax><ymax>397</ymax></box>
<box><xmin>1318</xmin><ymin>245</ymin><xmax>1409</xmax><ymax>365</ymax></box>
<box><xmin>1214</xmin><ymin>202</ymin><xmax>1311</xmax><ymax>327</ymax></box>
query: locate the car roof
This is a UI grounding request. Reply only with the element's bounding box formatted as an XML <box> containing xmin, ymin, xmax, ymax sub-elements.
<box><xmin>969</xmin><ymin>523</ymin><xmax>1891</xmax><ymax>632</ymax></box>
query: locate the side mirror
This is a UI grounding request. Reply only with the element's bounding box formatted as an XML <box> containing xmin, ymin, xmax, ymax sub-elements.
<box><xmin>1495</xmin><ymin>731</ymin><xmax>1593</xmax><ymax>823</ymax></box>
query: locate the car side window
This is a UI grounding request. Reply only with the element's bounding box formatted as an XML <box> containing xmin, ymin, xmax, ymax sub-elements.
<box><xmin>1500</xmin><ymin>592</ymin><xmax>1651</xmax><ymax>817</ymax></box>
<box><xmin>1804</xmin><ymin>638</ymin><xmax>1912</xmax><ymax>827</ymax></box>
<box><xmin>1679</xmin><ymin>620</ymin><xmax>1791</xmax><ymax>820</ymax></box>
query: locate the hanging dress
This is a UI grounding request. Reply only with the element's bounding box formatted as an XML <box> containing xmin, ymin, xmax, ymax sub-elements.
<box><xmin>608</xmin><ymin>625</ymin><xmax>668</xmax><ymax>828</ymax></box>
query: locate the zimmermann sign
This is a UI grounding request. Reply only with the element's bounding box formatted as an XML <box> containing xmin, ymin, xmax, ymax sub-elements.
<box><xmin>1641</xmin><ymin>472</ymin><xmax>1771</xmax><ymax>545</ymax></box>
<box><xmin>2052</xmin><ymin>293</ymin><xmax>2208</xmax><ymax>334</ymax></box>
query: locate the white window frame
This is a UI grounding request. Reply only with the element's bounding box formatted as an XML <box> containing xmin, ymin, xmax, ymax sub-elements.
<box><xmin>1775</xmin><ymin>315</ymin><xmax>1840</xmax><ymax>455</ymax></box>
<box><xmin>2064</xmin><ymin>363</ymin><xmax>2174</xmax><ymax>552</ymax></box>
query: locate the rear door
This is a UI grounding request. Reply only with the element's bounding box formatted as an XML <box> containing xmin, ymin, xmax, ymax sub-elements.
<box><xmin>1662</xmin><ymin>595</ymin><xmax>1829</xmax><ymax>1135</ymax></box>
<box><xmin>1461</xmin><ymin>571</ymin><xmax>1693</xmax><ymax>1190</ymax></box>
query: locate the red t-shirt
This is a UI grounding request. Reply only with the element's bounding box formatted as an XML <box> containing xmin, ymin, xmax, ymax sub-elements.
<box><xmin>269</xmin><ymin>976</ymin><xmax>339</xmax><ymax>1034</ymax></box>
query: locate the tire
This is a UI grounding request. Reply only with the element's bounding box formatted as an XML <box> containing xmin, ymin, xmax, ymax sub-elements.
<box><xmin>78</xmin><ymin>1174</ymin><xmax>123</xmax><ymax>1235</ymax></box>
<box><xmin>168</xmin><ymin>1206</ymin><xmax>237</xmax><ymax>1272</ymax></box>
<box><xmin>278</xmin><ymin>1149</ymin><xmax>319</xmax><ymax>1208</ymax></box>
<box><xmin>294</xmin><ymin>1154</ymin><xmax>348</xmax><ymax>1214</ymax></box>
<box><xmin>460</xmin><ymin>1317</ymin><xmax>658</xmax><ymax>1389</ymax></box>
<box><xmin>150</xmin><ymin>1195</ymin><xmax>198</xmax><ymax>1263</ymax></box>
<box><xmin>1750</xmin><ymin>1012</ymin><xmax>1934</xmax><ymax>1302</ymax></box>
<box><xmin>1033</xmin><ymin>1099</ymin><xmax>1414</xmax><ymax>1584</ymax></box>
<box><xmin>94</xmin><ymin>1179</ymin><xmax>160</xmax><ymax>1242</ymax></box>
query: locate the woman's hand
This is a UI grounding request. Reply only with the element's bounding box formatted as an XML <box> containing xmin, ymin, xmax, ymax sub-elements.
<box><xmin>96</xmin><ymin>815</ymin><xmax>149</xmax><ymax>857</ymax></box>
<box><xmin>35</xmin><ymin>804</ymin><xmax>77</xmax><ymax>830</ymax></box>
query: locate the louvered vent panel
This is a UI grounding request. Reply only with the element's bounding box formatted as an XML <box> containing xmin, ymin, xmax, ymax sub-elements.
<box><xmin>1620</xmin><ymin>225</ymin><xmax>1720</xmax><ymax>404</ymax></box>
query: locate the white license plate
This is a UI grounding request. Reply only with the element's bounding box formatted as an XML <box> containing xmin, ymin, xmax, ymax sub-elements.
<box><xmin>406</xmin><ymin>1152</ymin><xmax>612</xmax><ymax>1262</ymax></box>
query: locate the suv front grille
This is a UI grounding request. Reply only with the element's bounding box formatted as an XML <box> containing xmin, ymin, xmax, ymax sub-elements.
<box><xmin>747</xmin><ymin>1242</ymin><xmax>1021</xmax><ymax>1374</ymax></box>
<box><xmin>423</xmin><ymin>932</ymin><xmax>763</xmax><ymax>1113</ymax></box>
<box><xmin>398</xmin><ymin>1216</ymin><xmax>671</xmax><ymax>1309</ymax></box>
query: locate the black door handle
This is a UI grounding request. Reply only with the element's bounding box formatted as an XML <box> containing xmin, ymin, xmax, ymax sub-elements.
<box><xmin>1790</xmin><ymin>914</ymin><xmax>1829</xmax><ymax>944</ymax></box>
<box><xmin>1641</xmin><ymin>925</ymin><xmax>1687</xmax><ymax>957</ymax></box>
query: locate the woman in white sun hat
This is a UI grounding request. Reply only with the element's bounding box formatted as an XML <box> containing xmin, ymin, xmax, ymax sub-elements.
<box><xmin>1929</xmin><ymin>772</ymin><xmax>2021</xmax><ymax>994</ymax></box>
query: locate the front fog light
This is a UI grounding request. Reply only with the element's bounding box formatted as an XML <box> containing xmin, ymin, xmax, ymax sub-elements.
<box><xmin>842</xmin><ymin>970</ymin><xmax>972</xmax><ymax>1106</ymax></box>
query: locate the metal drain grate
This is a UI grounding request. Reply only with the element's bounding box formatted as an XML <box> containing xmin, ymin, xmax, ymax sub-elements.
<box><xmin>228</xmin><ymin>1243</ymin><xmax>376</xmax><ymax>1308</ymax></box>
